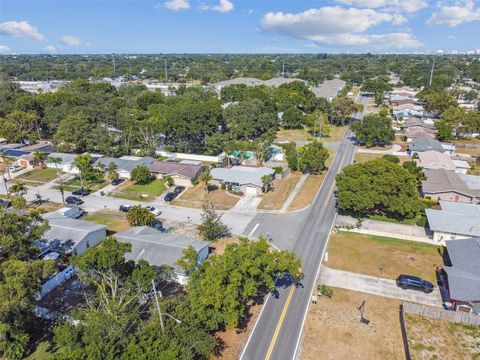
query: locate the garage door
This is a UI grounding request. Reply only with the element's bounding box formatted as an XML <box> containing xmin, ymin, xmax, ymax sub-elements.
<box><xmin>245</xmin><ymin>186</ymin><xmax>257</xmax><ymax>195</ymax></box>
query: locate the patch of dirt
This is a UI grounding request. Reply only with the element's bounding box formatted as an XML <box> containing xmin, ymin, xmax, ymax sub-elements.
<box><xmin>288</xmin><ymin>174</ymin><xmax>325</xmax><ymax>211</ymax></box>
<box><xmin>258</xmin><ymin>172</ymin><xmax>302</xmax><ymax>210</ymax></box>
<box><xmin>300</xmin><ymin>287</ymin><xmax>404</xmax><ymax>360</ymax></box>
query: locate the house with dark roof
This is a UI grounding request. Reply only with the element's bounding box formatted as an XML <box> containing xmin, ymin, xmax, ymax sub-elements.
<box><xmin>94</xmin><ymin>156</ymin><xmax>155</xmax><ymax>179</ymax></box>
<box><xmin>114</xmin><ymin>226</ymin><xmax>210</xmax><ymax>285</ymax></box>
<box><xmin>405</xmin><ymin>127</ymin><xmax>437</xmax><ymax>140</ymax></box>
<box><xmin>421</xmin><ymin>169</ymin><xmax>480</xmax><ymax>204</ymax></box>
<box><xmin>149</xmin><ymin>160</ymin><xmax>203</xmax><ymax>187</ymax></box>
<box><xmin>0</xmin><ymin>149</ymin><xmax>35</xmax><ymax>168</ymax></box>
<box><xmin>444</xmin><ymin>238</ymin><xmax>480</xmax><ymax>313</ymax></box>
<box><xmin>408</xmin><ymin>137</ymin><xmax>454</xmax><ymax>156</ymax></box>
<box><xmin>425</xmin><ymin>201</ymin><xmax>480</xmax><ymax>244</ymax></box>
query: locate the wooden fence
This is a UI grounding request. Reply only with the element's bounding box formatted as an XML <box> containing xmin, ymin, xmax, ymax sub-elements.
<box><xmin>403</xmin><ymin>302</ymin><xmax>480</xmax><ymax>326</ymax></box>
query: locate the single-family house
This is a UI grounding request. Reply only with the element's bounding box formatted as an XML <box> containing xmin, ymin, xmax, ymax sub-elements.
<box><xmin>94</xmin><ymin>156</ymin><xmax>156</xmax><ymax>179</ymax></box>
<box><xmin>262</xmin><ymin>77</ymin><xmax>307</xmax><ymax>87</ymax></box>
<box><xmin>425</xmin><ymin>201</ymin><xmax>480</xmax><ymax>243</ymax></box>
<box><xmin>149</xmin><ymin>160</ymin><xmax>203</xmax><ymax>187</ymax></box>
<box><xmin>421</xmin><ymin>169</ymin><xmax>479</xmax><ymax>204</ymax></box>
<box><xmin>114</xmin><ymin>226</ymin><xmax>210</xmax><ymax>285</ymax></box>
<box><xmin>214</xmin><ymin>77</ymin><xmax>263</xmax><ymax>93</ymax></box>
<box><xmin>415</xmin><ymin>151</ymin><xmax>460</xmax><ymax>172</ymax></box>
<box><xmin>46</xmin><ymin>152</ymin><xmax>79</xmax><ymax>173</ymax></box>
<box><xmin>443</xmin><ymin>238</ymin><xmax>480</xmax><ymax>313</ymax></box>
<box><xmin>268</xmin><ymin>144</ymin><xmax>285</xmax><ymax>162</ymax></box>
<box><xmin>210</xmin><ymin>166</ymin><xmax>275</xmax><ymax>195</ymax></box>
<box><xmin>390</xmin><ymin>97</ymin><xmax>415</xmax><ymax>106</ymax></box>
<box><xmin>452</xmin><ymin>160</ymin><xmax>471</xmax><ymax>174</ymax></box>
<box><xmin>408</xmin><ymin>137</ymin><xmax>454</xmax><ymax>156</ymax></box>
<box><xmin>18</xmin><ymin>141</ymin><xmax>55</xmax><ymax>153</ymax></box>
<box><xmin>37</xmin><ymin>215</ymin><xmax>107</xmax><ymax>256</ymax></box>
<box><xmin>405</xmin><ymin>127</ymin><xmax>437</xmax><ymax>140</ymax></box>
<box><xmin>403</xmin><ymin>117</ymin><xmax>435</xmax><ymax>130</ymax></box>
<box><xmin>0</xmin><ymin>149</ymin><xmax>34</xmax><ymax>168</ymax></box>
<box><xmin>459</xmin><ymin>174</ymin><xmax>480</xmax><ymax>191</ymax></box>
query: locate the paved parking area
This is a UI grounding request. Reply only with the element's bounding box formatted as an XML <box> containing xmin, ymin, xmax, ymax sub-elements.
<box><xmin>319</xmin><ymin>266</ymin><xmax>442</xmax><ymax>307</ymax></box>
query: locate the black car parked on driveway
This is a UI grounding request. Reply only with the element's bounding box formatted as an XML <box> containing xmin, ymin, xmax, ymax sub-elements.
<box><xmin>65</xmin><ymin>196</ymin><xmax>84</xmax><ymax>205</ymax></box>
<box><xmin>396</xmin><ymin>274</ymin><xmax>434</xmax><ymax>293</ymax></box>
<box><xmin>173</xmin><ymin>186</ymin><xmax>185</xmax><ymax>195</ymax></box>
<box><xmin>164</xmin><ymin>192</ymin><xmax>177</xmax><ymax>202</ymax></box>
<box><xmin>111</xmin><ymin>178</ymin><xmax>125</xmax><ymax>186</ymax></box>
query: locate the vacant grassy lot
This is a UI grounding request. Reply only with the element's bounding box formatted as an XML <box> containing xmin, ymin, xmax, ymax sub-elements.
<box><xmin>354</xmin><ymin>152</ymin><xmax>410</xmax><ymax>164</ymax></box>
<box><xmin>84</xmin><ymin>210</ymin><xmax>130</xmax><ymax>233</ymax></box>
<box><xmin>171</xmin><ymin>184</ymin><xmax>239</xmax><ymax>210</ymax></box>
<box><xmin>406</xmin><ymin>314</ymin><xmax>480</xmax><ymax>359</ymax></box>
<box><xmin>326</xmin><ymin>231</ymin><xmax>442</xmax><ymax>283</ymax></box>
<box><xmin>258</xmin><ymin>171</ymin><xmax>302</xmax><ymax>210</ymax></box>
<box><xmin>288</xmin><ymin>174</ymin><xmax>325</xmax><ymax>211</ymax></box>
<box><xmin>301</xmin><ymin>287</ymin><xmax>404</xmax><ymax>360</ymax></box>
<box><xmin>276</xmin><ymin>125</ymin><xmax>346</xmax><ymax>143</ymax></box>
<box><xmin>16</xmin><ymin>168</ymin><xmax>59</xmax><ymax>185</ymax></box>
<box><xmin>111</xmin><ymin>179</ymin><xmax>167</xmax><ymax>201</ymax></box>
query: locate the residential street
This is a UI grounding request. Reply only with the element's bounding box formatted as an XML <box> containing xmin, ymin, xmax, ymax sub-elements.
<box><xmin>319</xmin><ymin>266</ymin><xmax>442</xmax><ymax>307</ymax></box>
<box><xmin>240</xmin><ymin>129</ymin><xmax>357</xmax><ymax>360</ymax></box>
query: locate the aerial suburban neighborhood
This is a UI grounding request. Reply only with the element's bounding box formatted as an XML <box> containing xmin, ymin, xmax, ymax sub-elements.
<box><xmin>1</xmin><ymin>1</ymin><xmax>480</xmax><ymax>359</ymax></box>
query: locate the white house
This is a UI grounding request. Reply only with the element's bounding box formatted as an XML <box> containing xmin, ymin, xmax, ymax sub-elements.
<box><xmin>210</xmin><ymin>166</ymin><xmax>275</xmax><ymax>195</ymax></box>
<box><xmin>94</xmin><ymin>156</ymin><xmax>156</xmax><ymax>179</ymax></box>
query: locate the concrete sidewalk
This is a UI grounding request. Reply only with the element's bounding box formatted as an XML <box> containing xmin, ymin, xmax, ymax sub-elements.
<box><xmin>319</xmin><ymin>266</ymin><xmax>442</xmax><ymax>307</ymax></box>
<box><xmin>280</xmin><ymin>173</ymin><xmax>309</xmax><ymax>213</ymax></box>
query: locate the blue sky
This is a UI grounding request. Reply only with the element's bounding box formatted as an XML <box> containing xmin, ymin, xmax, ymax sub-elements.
<box><xmin>1</xmin><ymin>0</ymin><xmax>479</xmax><ymax>54</ymax></box>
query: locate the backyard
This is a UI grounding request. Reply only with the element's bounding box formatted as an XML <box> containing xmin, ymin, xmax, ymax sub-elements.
<box><xmin>325</xmin><ymin>231</ymin><xmax>442</xmax><ymax>283</ymax></box>
<box><xmin>84</xmin><ymin>210</ymin><xmax>130</xmax><ymax>233</ymax></box>
<box><xmin>16</xmin><ymin>168</ymin><xmax>59</xmax><ymax>186</ymax></box>
<box><xmin>301</xmin><ymin>287</ymin><xmax>404</xmax><ymax>360</ymax></box>
<box><xmin>110</xmin><ymin>179</ymin><xmax>168</xmax><ymax>201</ymax></box>
<box><xmin>405</xmin><ymin>314</ymin><xmax>480</xmax><ymax>359</ymax></box>
<box><xmin>258</xmin><ymin>171</ymin><xmax>302</xmax><ymax>210</ymax></box>
<box><xmin>171</xmin><ymin>183</ymin><xmax>239</xmax><ymax>210</ymax></box>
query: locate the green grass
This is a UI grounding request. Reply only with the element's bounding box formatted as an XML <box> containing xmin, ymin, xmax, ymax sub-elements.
<box><xmin>84</xmin><ymin>210</ymin><xmax>129</xmax><ymax>232</ymax></box>
<box><xmin>368</xmin><ymin>213</ymin><xmax>422</xmax><ymax>226</ymax></box>
<box><xmin>16</xmin><ymin>168</ymin><xmax>59</xmax><ymax>184</ymax></box>
<box><xmin>56</xmin><ymin>177</ymin><xmax>108</xmax><ymax>192</ymax></box>
<box><xmin>25</xmin><ymin>341</ymin><xmax>53</xmax><ymax>360</ymax></box>
<box><xmin>111</xmin><ymin>179</ymin><xmax>168</xmax><ymax>201</ymax></box>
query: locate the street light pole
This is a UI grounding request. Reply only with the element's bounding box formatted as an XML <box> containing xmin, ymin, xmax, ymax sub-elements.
<box><xmin>152</xmin><ymin>280</ymin><xmax>164</xmax><ymax>333</ymax></box>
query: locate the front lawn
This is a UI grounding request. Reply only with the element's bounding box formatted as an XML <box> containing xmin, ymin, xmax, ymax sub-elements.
<box><xmin>326</xmin><ymin>231</ymin><xmax>442</xmax><ymax>283</ymax></box>
<box><xmin>354</xmin><ymin>153</ymin><xmax>410</xmax><ymax>164</ymax></box>
<box><xmin>258</xmin><ymin>172</ymin><xmax>302</xmax><ymax>210</ymax></box>
<box><xmin>276</xmin><ymin>125</ymin><xmax>346</xmax><ymax>143</ymax></box>
<box><xmin>84</xmin><ymin>210</ymin><xmax>130</xmax><ymax>233</ymax></box>
<box><xmin>288</xmin><ymin>173</ymin><xmax>325</xmax><ymax>211</ymax></box>
<box><xmin>16</xmin><ymin>168</ymin><xmax>59</xmax><ymax>185</ymax></box>
<box><xmin>367</xmin><ymin>213</ymin><xmax>423</xmax><ymax>226</ymax></box>
<box><xmin>110</xmin><ymin>179</ymin><xmax>168</xmax><ymax>201</ymax></box>
<box><xmin>58</xmin><ymin>177</ymin><xmax>108</xmax><ymax>192</ymax></box>
<box><xmin>172</xmin><ymin>183</ymin><xmax>239</xmax><ymax>210</ymax></box>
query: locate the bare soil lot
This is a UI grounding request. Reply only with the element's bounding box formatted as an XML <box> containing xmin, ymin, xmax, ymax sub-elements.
<box><xmin>405</xmin><ymin>314</ymin><xmax>480</xmax><ymax>359</ymax></box>
<box><xmin>326</xmin><ymin>231</ymin><xmax>442</xmax><ymax>283</ymax></box>
<box><xmin>300</xmin><ymin>287</ymin><xmax>404</xmax><ymax>360</ymax></box>
<box><xmin>288</xmin><ymin>174</ymin><xmax>325</xmax><ymax>211</ymax></box>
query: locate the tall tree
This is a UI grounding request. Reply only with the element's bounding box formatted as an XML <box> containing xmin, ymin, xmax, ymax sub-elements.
<box><xmin>351</xmin><ymin>115</ymin><xmax>395</xmax><ymax>147</ymax></box>
<box><xmin>330</xmin><ymin>97</ymin><xmax>357</xmax><ymax>126</ymax></box>
<box><xmin>298</xmin><ymin>141</ymin><xmax>329</xmax><ymax>174</ymax></box>
<box><xmin>197</xmin><ymin>204</ymin><xmax>229</xmax><ymax>242</ymax></box>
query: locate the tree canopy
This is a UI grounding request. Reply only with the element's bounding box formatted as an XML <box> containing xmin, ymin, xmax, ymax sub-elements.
<box><xmin>351</xmin><ymin>115</ymin><xmax>395</xmax><ymax>147</ymax></box>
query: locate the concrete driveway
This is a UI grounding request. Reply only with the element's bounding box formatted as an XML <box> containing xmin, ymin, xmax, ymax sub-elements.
<box><xmin>319</xmin><ymin>266</ymin><xmax>442</xmax><ymax>307</ymax></box>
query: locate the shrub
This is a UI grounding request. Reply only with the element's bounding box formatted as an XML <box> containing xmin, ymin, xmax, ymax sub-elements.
<box><xmin>318</xmin><ymin>284</ymin><xmax>333</xmax><ymax>298</ymax></box>
<box><xmin>165</xmin><ymin>176</ymin><xmax>174</xmax><ymax>186</ymax></box>
<box><xmin>416</xmin><ymin>216</ymin><xmax>427</xmax><ymax>227</ymax></box>
<box><xmin>273</xmin><ymin>166</ymin><xmax>284</xmax><ymax>174</ymax></box>
<box><xmin>382</xmin><ymin>154</ymin><xmax>400</xmax><ymax>164</ymax></box>
<box><xmin>130</xmin><ymin>165</ymin><xmax>153</xmax><ymax>184</ymax></box>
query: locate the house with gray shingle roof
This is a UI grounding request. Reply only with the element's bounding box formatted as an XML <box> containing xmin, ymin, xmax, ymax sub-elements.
<box><xmin>408</xmin><ymin>137</ymin><xmax>451</xmax><ymax>156</ymax></box>
<box><xmin>444</xmin><ymin>238</ymin><xmax>480</xmax><ymax>313</ymax></box>
<box><xmin>426</xmin><ymin>201</ymin><xmax>480</xmax><ymax>244</ymax></box>
<box><xmin>422</xmin><ymin>169</ymin><xmax>480</xmax><ymax>204</ymax></box>
<box><xmin>114</xmin><ymin>226</ymin><xmax>209</xmax><ymax>285</ymax></box>
<box><xmin>94</xmin><ymin>156</ymin><xmax>155</xmax><ymax>179</ymax></box>
<box><xmin>210</xmin><ymin>166</ymin><xmax>274</xmax><ymax>195</ymax></box>
<box><xmin>310</xmin><ymin>78</ymin><xmax>346</xmax><ymax>101</ymax></box>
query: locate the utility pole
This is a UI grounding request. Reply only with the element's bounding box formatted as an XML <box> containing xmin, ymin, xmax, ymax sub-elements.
<box><xmin>64</xmin><ymin>61</ymin><xmax>68</xmax><ymax>74</ymax></box>
<box><xmin>164</xmin><ymin>59</ymin><xmax>168</xmax><ymax>81</ymax></box>
<box><xmin>152</xmin><ymin>280</ymin><xmax>164</xmax><ymax>333</ymax></box>
<box><xmin>428</xmin><ymin>57</ymin><xmax>435</xmax><ymax>87</ymax></box>
<box><xmin>112</xmin><ymin>54</ymin><xmax>116</xmax><ymax>75</ymax></box>
<box><xmin>282</xmin><ymin>60</ymin><xmax>285</xmax><ymax>78</ymax></box>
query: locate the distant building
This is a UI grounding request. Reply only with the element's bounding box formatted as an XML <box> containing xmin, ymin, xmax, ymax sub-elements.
<box><xmin>310</xmin><ymin>79</ymin><xmax>346</xmax><ymax>101</ymax></box>
<box><xmin>114</xmin><ymin>226</ymin><xmax>210</xmax><ymax>285</ymax></box>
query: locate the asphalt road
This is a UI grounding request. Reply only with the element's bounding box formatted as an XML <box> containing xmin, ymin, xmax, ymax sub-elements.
<box><xmin>352</xmin><ymin>95</ymin><xmax>369</xmax><ymax>120</ymax></box>
<box><xmin>240</xmin><ymin>129</ymin><xmax>357</xmax><ymax>360</ymax></box>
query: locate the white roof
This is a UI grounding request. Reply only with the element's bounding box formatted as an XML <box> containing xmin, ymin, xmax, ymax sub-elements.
<box><xmin>211</xmin><ymin>166</ymin><xmax>274</xmax><ymax>187</ymax></box>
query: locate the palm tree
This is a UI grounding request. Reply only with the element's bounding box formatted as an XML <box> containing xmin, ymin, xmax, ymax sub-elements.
<box><xmin>49</xmin><ymin>156</ymin><xmax>66</xmax><ymax>204</ymax></box>
<box><xmin>9</xmin><ymin>181</ymin><xmax>28</xmax><ymax>197</ymax></box>
<box><xmin>33</xmin><ymin>151</ymin><xmax>46</xmax><ymax>168</ymax></box>
<box><xmin>261</xmin><ymin>175</ymin><xmax>273</xmax><ymax>193</ymax></box>
<box><xmin>1</xmin><ymin>155</ymin><xmax>14</xmax><ymax>180</ymax></box>
<box><xmin>199</xmin><ymin>168</ymin><xmax>213</xmax><ymax>193</ymax></box>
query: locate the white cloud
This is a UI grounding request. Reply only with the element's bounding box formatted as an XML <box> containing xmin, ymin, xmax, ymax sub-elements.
<box><xmin>337</xmin><ymin>0</ymin><xmax>428</xmax><ymax>13</ymax></box>
<box><xmin>163</xmin><ymin>0</ymin><xmax>190</xmax><ymax>11</ymax></box>
<box><xmin>0</xmin><ymin>45</ymin><xmax>13</xmax><ymax>54</ymax></box>
<box><xmin>211</xmin><ymin>0</ymin><xmax>234</xmax><ymax>13</ymax></box>
<box><xmin>60</xmin><ymin>35</ymin><xmax>82</xmax><ymax>46</ymax></box>
<box><xmin>42</xmin><ymin>44</ymin><xmax>57</xmax><ymax>53</ymax></box>
<box><xmin>260</xmin><ymin>6</ymin><xmax>422</xmax><ymax>49</ymax></box>
<box><xmin>447</xmin><ymin>34</ymin><xmax>455</xmax><ymax>39</ymax></box>
<box><xmin>427</xmin><ymin>0</ymin><xmax>480</xmax><ymax>26</ymax></box>
<box><xmin>0</xmin><ymin>20</ymin><xmax>45</xmax><ymax>41</ymax></box>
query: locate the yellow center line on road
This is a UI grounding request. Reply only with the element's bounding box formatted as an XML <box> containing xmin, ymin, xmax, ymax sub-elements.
<box><xmin>264</xmin><ymin>280</ymin><xmax>297</xmax><ymax>360</ymax></box>
<box><xmin>323</xmin><ymin>152</ymin><xmax>346</xmax><ymax>208</ymax></box>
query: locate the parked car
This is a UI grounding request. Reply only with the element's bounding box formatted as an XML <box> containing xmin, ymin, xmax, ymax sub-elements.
<box><xmin>9</xmin><ymin>165</ymin><xmax>23</xmax><ymax>173</ymax></box>
<box><xmin>119</xmin><ymin>204</ymin><xmax>132</xmax><ymax>212</ymax></box>
<box><xmin>65</xmin><ymin>196</ymin><xmax>84</xmax><ymax>205</ymax></box>
<box><xmin>173</xmin><ymin>186</ymin><xmax>185</xmax><ymax>195</ymax></box>
<box><xmin>164</xmin><ymin>192</ymin><xmax>177</xmax><ymax>202</ymax></box>
<box><xmin>111</xmin><ymin>178</ymin><xmax>125</xmax><ymax>186</ymax></box>
<box><xmin>0</xmin><ymin>199</ymin><xmax>12</xmax><ymax>208</ymax></box>
<box><xmin>151</xmin><ymin>219</ymin><xmax>165</xmax><ymax>231</ymax></box>
<box><xmin>72</xmin><ymin>188</ymin><xmax>90</xmax><ymax>197</ymax></box>
<box><xmin>396</xmin><ymin>275</ymin><xmax>434</xmax><ymax>293</ymax></box>
<box><xmin>144</xmin><ymin>205</ymin><xmax>161</xmax><ymax>216</ymax></box>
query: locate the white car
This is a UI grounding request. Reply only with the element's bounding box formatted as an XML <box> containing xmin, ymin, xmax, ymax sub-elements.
<box><xmin>144</xmin><ymin>205</ymin><xmax>161</xmax><ymax>216</ymax></box>
<box><xmin>9</xmin><ymin>165</ymin><xmax>23</xmax><ymax>173</ymax></box>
